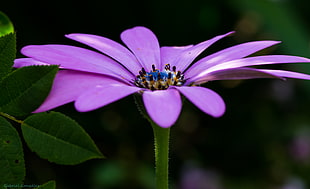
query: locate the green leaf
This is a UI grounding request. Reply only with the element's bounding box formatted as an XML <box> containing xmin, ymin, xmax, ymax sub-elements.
<box><xmin>0</xmin><ymin>12</ymin><xmax>14</xmax><ymax>37</ymax></box>
<box><xmin>36</xmin><ymin>180</ymin><xmax>56</xmax><ymax>189</ymax></box>
<box><xmin>0</xmin><ymin>32</ymin><xmax>16</xmax><ymax>80</ymax></box>
<box><xmin>22</xmin><ymin>112</ymin><xmax>104</xmax><ymax>165</ymax></box>
<box><xmin>0</xmin><ymin>116</ymin><xmax>25</xmax><ymax>187</ymax></box>
<box><xmin>0</xmin><ymin>65</ymin><xmax>58</xmax><ymax>116</ymax></box>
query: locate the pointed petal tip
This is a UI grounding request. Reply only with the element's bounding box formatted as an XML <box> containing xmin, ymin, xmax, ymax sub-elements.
<box><xmin>223</xmin><ymin>31</ymin><xmax>236</xmax><ymax>37</ymax></box>
<box><xmin>302</xmin><ymin>57</ymin><xmax>310</xmax><ymax>62</ymax></box>
<box><xmin>218</xmin><ymin>31</ymin><xmax>236</xmax><ymax>38</ymax></box>
<box><xmin>64</xmin><ymin>34</ymin><xmax>74</xmax><ymax>39</ymax></box>
<box><xmin>65</xmin><ymin>33</ymin><xmax>87</xmax><ymax>39</ymax></box>
<box><xmin>259</xmin><ymin>69</ymin><xmax>310</xmax><ymax>80</ymax></box>
<box><xmin>227</xmin><ymin>31</ymin><xmax>235</xmax><ymax>35</ymax></box>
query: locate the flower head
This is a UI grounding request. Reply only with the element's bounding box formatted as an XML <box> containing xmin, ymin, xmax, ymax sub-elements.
<box><xmin>14</xmin><ymin>26</ymin><xmax>310</xmax><ymax>128</ymax></box>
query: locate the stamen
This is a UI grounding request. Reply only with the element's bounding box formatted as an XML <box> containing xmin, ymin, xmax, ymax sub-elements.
<box><xmin>168</xmin><ymin>72</ymin><xmax>172</xmax><ymax>79</ymax></box>
<box><xmin>176</xmin><ymin>71</ymin><xmax>181</xmax><ymax>78</ymax></box>
<box><xmin>134</xmin><ymin>64</ymin><xmax>185</xmax><ymax>91</ymax></box>
<box><xmin>152</xmin><ymin>64</ymin><xmax>156</xmax><ymax>72</ymax></box>
<box><xmin>165</xmin><ymin>64</ymin><xmax>170</xmax><ymax>70</ymax></box>
<box><xmin>149</xmin><ymin>75</ymin><xmax>154</xmax><ymax>81</ymax></box>
<box><xmin>172</xmin><ymin>66</ymin><xmax>176</xmax><ymax>72</ymax></box>
<box><xmin>141</xmin><ymin>67</ymin><xmax>146</xmax><ymax>74</ymax></box>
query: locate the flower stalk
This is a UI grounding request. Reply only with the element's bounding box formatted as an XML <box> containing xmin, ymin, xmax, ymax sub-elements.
<box><xmin>152</xmin><ymin>122</ymin><xmax>170</xmax><ymax>189</ymax></box>
<box><xmin>134</xmin><ymin>94</ymin><xmax>170</xmax><ymax>188</ymax></box>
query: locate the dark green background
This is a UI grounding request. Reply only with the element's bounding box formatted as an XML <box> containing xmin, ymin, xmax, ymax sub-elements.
<box><xmin>2</xmin><ymin>0</ymin><xmax>310</xmax><ymax>188</ymax></box>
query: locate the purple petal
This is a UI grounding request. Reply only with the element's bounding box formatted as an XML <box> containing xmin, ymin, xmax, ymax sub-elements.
<box><xmin>206</xmin><ymin>55</ymin><xmax>310</xmax><ymax>73</ymax></box>
<box><xmin>34</xmin><ymin>70</ymin><xmax>125</xmax><ymax>112</ymax></box>
<box><xmin>143</xmin><ymin>89</ymin><xmax>182</xmax><ymax>128</ymax></box>
<box><xmin>257</xmin><ymin>69</ymin><xmax>310</xmax><ymax>80</ymax></box>
<box><xmin>191</xmin><ymin>55</ymin><xmax>310</xmax><ymax>81</ymax></box>
<box><xmin>14</xmin><ymin>58</ymin><xmax>49</xmax><ymax>68</ymax></box>
<box><xmin>120</xmin><ymin>26</ymin><xmax>161</xmax><ymax>71</ymax></box>
<box><xmin>176</xmin><ymin>86</ymin><xmax>225</xmax><ymax>118</ymax></box>
<box><xmin>185</xmin><ymin>40</ymin><xmax>281</xmax><ymax>78</ymax></box>
<box><xmin>66</xmin><ymin>33</ymin><xmax>141</xmax><ymax>74</ymax></box>
<box><xmin>75</xmin><ymin>84</ymin><xmax>141</xmax><ymax>112</ymax></box>
<box><xmin>21</xmin><ymin>45</ymin><xmax>134</xmax><ymax>81</ymax></box>
<box><xmin>187</xmin><ymin>68</ymin><xmax>282</xmax><ymax>85</ymax></box>
<box><xmin>160</xmin><ymin>45</ymin><xmax>193</xmax><ymax>70</ymax></box>
<box><xmin>171</xmin><ymin>31</ymin><xmax>235</xmax><ymax>72</ymax></box>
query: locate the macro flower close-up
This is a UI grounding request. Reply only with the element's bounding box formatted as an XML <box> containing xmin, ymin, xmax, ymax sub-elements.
<box><xmin>14</xmin><ymin>26</ymin><xmax>310</xmax><ymax>128</ymax></box>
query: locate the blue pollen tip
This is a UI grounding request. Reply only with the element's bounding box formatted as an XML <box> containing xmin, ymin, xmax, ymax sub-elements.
<box><xmin>134</xmin><ymin>64</ymin><xmax>185</xmax><ymax>90</ymax></box>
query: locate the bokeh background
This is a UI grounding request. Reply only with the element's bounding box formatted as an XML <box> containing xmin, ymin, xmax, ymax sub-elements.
<box><xmin>2</xmin><ymin>0</ymin><xmax>310</xmax><ymax>188</ymax></box>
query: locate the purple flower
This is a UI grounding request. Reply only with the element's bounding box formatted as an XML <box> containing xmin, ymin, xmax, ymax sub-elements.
<box><xmin>14</xmin><ymin>26</ymin><xmax>310</xmax><ymax>128</ymax></box>
<box><xmin>179</xmin><ymin>164</ymin><xmax>223</xmax><ymax>189</ymax></box>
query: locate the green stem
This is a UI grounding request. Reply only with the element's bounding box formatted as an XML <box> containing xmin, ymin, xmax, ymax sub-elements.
<box><xmin>0</xmin><ymin>112</ymin><xmax>23</xmax><ymax>124</ymax></box>
<box><xmin>133</xmin><ymin>94</ymin><xmax>171</xmax><ymax>188</ymax></box>
<box><xmin>151</xmin><ymin>122</ymin><xmax>170</xmax><ymax>189</ymax></box>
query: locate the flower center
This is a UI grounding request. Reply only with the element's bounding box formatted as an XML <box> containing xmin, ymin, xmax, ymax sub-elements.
<box><xmin>134</xmin><ymin>64</ymin><xmax>185</xmax><ymax>90</ymax></box>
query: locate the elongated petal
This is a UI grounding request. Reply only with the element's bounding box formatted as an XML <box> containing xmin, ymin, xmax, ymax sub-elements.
<box><xmin>143</xmin><ymin>89</ymin><xmax>181</xmax><ymax>128</ymax></box>
<box><xmin>21</xmin><ymin>45</ymin><xmax>134</xmax><ymax>81</ymax></box>
<box><xmin>160</xmin><ymin>45</ymin><xmax>193</xmax><ymax>70</ymax></box>
<box><xmin>66</xmin><ymin>33</ymin><xmax>141</xmax><ymax>74</ymax></box>
<box><xmin>187</xmin><ymin>68</ymin><xmax>282</xmax><ymax>85</ymax></box>
<box><xmin>121</xmin><ymin>26</ymin><xmax>161</xmax><ymax>71</ymax></box>
<box><xmin>193</xmin><ymin>55</ymin><xmax>310</xmax><ymax>81</ymax></box>
<box><xmin>176</xmin><ymin>86</ymin><xmax>225</xmax><ymax>118</ymax></box>
<box><xmin>256</xmin><ymin>69</ymin><xmax>310</xmax><ymax>80</ymax></box>
<box><xmin>206</xmin><ymin>55</ymin><xmax>310</xmax><ymax>73</ymax></box>
<box><xmin>34</xmin><ymin>70</ymin><xmax>125</xmax><ymax>112</ymax></box>
<box><xmin>171</xmin><ymin>31</ymin><xmax>235</xmax><ymax>72</ymax></box>
<box><xmin>75</xmin><ymin>84</ymin><xmax>141</xmax><ymax>112</ymax></box>
<box><xmin>14</xmin><ymin>58</ymin><xmax>49</xmax><ymax>68</ymax></box>
<box><xmin>185</xmin><ymin>40</ymin><xmax>281</xmax><ymax>78</ymax></box>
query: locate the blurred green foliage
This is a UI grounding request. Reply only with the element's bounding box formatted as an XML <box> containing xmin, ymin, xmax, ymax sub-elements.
<box><xmin>0</xmin><ymin>11</ymin><xmax>14</xmax><ymax>37</ymax></box>
<box><xmin>2</xmin><ymin>0</ymin><xmax>310</xmax><ymax>188</ymax></box>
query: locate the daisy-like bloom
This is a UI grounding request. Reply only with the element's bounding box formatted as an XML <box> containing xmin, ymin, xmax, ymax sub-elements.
<box><xmin>14</xmin><ymin>26</ymin><xmax>310</xmax><ymax>128</ymax></box>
